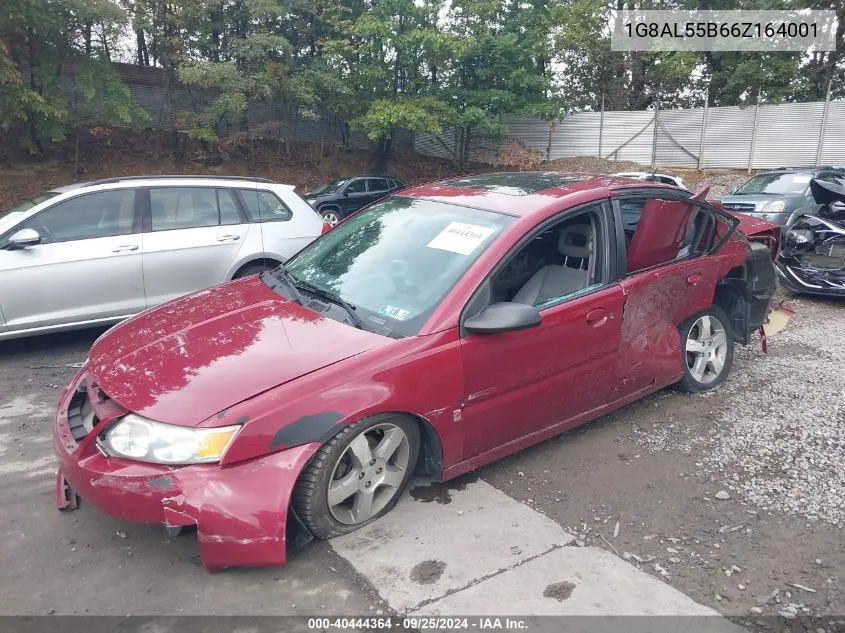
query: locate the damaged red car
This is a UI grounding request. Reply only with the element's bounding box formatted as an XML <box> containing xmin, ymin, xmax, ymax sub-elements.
<box><xmin>54</xmin><ymin>172</ymin><xmax>779</xmax><ymax>572</ymax></box>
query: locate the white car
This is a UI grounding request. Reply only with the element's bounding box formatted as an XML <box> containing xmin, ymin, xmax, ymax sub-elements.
<box><xmin>613</xmin><ymin>171</ymin><xmax>687</xmax><ymax>189</ymax></box>
<box><xmin>0</xmin><ymin>176</ymin><xmax>326</xmax><ymax>340</ymax></box>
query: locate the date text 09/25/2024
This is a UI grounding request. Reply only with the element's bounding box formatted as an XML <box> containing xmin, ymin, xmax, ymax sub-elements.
<box><xmin>307</xmin><ymin>617</ymin><xmax>529</xmax><ymax>630</ymax></box>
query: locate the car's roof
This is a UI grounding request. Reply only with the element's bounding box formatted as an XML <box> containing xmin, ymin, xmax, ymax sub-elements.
<box><xmin>400</xmin><ymin>171</ymin><xmax>679</xmax><ymax>217</ymax></box>
<box><xmin>49</xmin><ymin>175</ymin><xmax>288</xmax><ymax>193</ymax></box>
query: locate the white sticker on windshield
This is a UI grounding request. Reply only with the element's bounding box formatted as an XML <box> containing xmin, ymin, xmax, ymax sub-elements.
<box><xmin>380</xmin><ymin>305</ymin><xmax>411</xmax><ymax>321</ymax></box>
<box><xmin>426</xmin><ymin>222</ymin><xmax>496</xmax><ymax>256</ymax></box>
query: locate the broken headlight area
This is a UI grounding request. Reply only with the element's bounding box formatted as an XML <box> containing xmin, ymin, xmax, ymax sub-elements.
<box><xmin>99</xmin><ymin>414</ymin><xmax>241</xmax><ymax>465</ymax></box>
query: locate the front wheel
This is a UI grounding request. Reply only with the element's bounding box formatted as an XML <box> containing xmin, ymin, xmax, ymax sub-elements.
<box><xmin>321</xmin><ymin>209</ymin><xmax>342</xmax><ymax>227</ymax></box>
<box><xmin>293</xmin><ymin>415</ymin><xmax>420</xmax><ymax>539</ymax></box>
<box><xmin>674</xmin><ymin>305</ymin><xmax>734</xmax><ymax>393</ymax></box>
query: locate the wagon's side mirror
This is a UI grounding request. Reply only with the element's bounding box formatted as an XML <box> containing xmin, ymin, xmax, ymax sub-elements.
<box><xmin>6</xmin><ymin>228</ymin><xmax>41</xmax><ymax>249</ymax></box>
<box><xmin>729</xmin><ymin>186</ymin><xmax>739</xmax><ymax>195</ymax></box>
<box><xmin>464</xmin><ymin>302</ymin><xmax>541</xmax><ymax>334</ymax></box>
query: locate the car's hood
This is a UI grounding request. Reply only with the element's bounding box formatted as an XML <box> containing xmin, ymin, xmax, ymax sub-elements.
<box><xmin>88</xmin><ymin>276</ymin><xmax>392</xmax><ymax>426</ymax></box>
<box><xmin>716</xmin><ymin>194</ymin><xmax>791</xmax><ymax>208</ymax></box>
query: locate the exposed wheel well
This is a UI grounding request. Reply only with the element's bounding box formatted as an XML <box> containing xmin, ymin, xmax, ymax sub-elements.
<box><xmin>232</xmin><ymin>258</ymin><xmax>282</xmax><ymax>279</ymax></box>
<box><xmin>713</xmin><ymin>266</ymin><xmax>750</xmax><ymax>344</ymax></box>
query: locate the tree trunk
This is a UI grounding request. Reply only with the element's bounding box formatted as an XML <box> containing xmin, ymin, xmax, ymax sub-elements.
<box><xmin>74</xmin><ymin>129</ymin><xmax>80</xmax><ymax>179</ymax></box>
<box><xmin>373</xmin><ymin>135</ymin><xmax>392</xmax><ymax>174</ymax></box>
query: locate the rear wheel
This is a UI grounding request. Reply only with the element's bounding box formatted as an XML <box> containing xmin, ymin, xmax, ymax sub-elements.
<box><xmin>674</xmin><ymin>305</ymin><xmax>734</xmax><ymax>393</ymax></box>
<box><xmin>293</xmin><ymin>415</ymin><xmax>420</xmax><ymax>539</ymax></box>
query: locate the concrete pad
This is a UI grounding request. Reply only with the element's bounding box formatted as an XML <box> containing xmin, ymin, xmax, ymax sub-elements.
<box><xmin>330</xmin><ymin>477</ymin><xmax>574</xmax><ymax>613</ymax></box>
<box><xmin>414</xmin><ymin>546</ymin><xmax>728</xmax><ymax>617</ymax></box>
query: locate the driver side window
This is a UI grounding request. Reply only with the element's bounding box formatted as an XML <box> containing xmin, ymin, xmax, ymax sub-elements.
<box><xmin>345</xmin><ymin>179</ymin><xmax>367</xmax><ymax>194</ymax></box>
<box><xmin>468</xmin><ymin>205</ymin><xmax>607</xmax><ymax>316</ymax></box>
<box><xmin>23</xmin><ymin>190</ymin><xmax>137</xmax><ymax>244</ymax></box>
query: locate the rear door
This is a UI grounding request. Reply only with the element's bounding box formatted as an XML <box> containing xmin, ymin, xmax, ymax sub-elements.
<box><xmin>0</xmin><ymin>189</ymin><xmax>145</xmax><ymax>330</ymax></box>
<box><xmin>141</xmin><ymin>186</ymin><xmax>249</xmax><ymax>307</ymax></box>
<box><xmin>612</xmin><ymin>188</ymin><xmax>727</xmax><ymax>400</ymax></box>
<box><xmin>367</xmin><ymin>178</ymin><xmax>391</xmax><ymax>204</ymax></box>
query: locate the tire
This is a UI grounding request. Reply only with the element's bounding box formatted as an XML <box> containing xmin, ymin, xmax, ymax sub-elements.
<box><xmin>674</xmin><ymin>305</ymin><xmax>734</xmax><ymax>393</ymax></box>
<box><xmin>321</xmin><ymin>208</ymin><xmax>342</xmax><ymax>227</ymax></box>
<box><xmin>293</xmin><ymin>414</ymin><xmax>420</xmax><ymax>539</ymax></box>
<box><xmin>233</xmin><ymin>264</ymin><xmax>275</xmax><ymax>279</ymax></box>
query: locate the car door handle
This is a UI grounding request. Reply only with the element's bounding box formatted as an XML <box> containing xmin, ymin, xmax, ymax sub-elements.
<box><xmin>686</xmin><ymin>273</ymin><xmax>703</xmax><ymax>286</ymax></box>
<box><xmin>216</xmin><ymin>235</ymin><xmax>241</xmax><ymax>242</ymax></box>
<box><xmin>111</xmin><ymin>245</ymin><xmax>139</xmax><ymax>253</ymax></box>
<box><xmin>586</xmin><ymin>308</ymin><xmax>609</xmax><ymax>326</ymax></box>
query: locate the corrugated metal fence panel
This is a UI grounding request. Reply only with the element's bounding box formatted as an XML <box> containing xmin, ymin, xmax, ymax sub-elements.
<box><xmin>555</xmin><ymin>112</ymin><xmax>602</xmax><ymax>158</ymax></box>
<box><xmin>414</xmin><ymin>129</ymin><xmax>453</xmax><ymax>159</ymax></box>
<box><xmin>752</xmin><ymin>102</ymin><xmax>825</xmax><ymax>169</ymax></box>
<box><xmin>656</xmin><ymin>108</ymin><xmax>703</xmax><ymax>168</ymax></box>
<box><xmin>700</xmin><ymin>105</ymin><xmax>755</xmax><ymax>169</ymax></box>
<box><xmin>818</xmin><ymin>100</ymin><xmax>845</xmax><ymax>167</ymax></box>
<box><xmin>503</xmin><ymin>117</ymin><xmax>555</xmax><ymax>157</ymax></box>
<box><xmin>601</xmin><ymin>110</ymin><xmax>655</xmax><ymax>163</ymax></box>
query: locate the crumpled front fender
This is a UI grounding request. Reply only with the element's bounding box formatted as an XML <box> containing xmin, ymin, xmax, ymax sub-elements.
<box><xmin>161</xmin><ymin>442</ymin><xmax>321</xmax><ymax>572</ymax></box>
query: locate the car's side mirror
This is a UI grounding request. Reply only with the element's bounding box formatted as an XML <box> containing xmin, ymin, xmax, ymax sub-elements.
<box><xmin>464</xmin><ymin>302</ymin><xmax>541</xmax><ymax>334</ymax></box>
<box><xmin>6</xmin><ymin>228</ymin><xmax>41</xmax><ymax>249</ymax></box>
<box><xmin>729</xmin><ymin>186</ymin><xmax>738</xmax><ymax>195</ymax></box>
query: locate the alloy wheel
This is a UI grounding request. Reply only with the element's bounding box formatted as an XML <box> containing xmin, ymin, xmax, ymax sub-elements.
<box><xmin>322</xmin><ymin>211</ymin><xmax>341</xmax><ymax>226</ymax></box>
<box><xmin>327</xmin><ymin>423</ymin><xmax>411</xmax><ymax>525</ymax></box>
<box><xmin>685</xmin><ymin>314</ymin><xmax>729</xmax><ymax>385</ymax></box>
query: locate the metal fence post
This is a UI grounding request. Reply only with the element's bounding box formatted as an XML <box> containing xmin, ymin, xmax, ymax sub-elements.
<box><xmin>748</xmin><ymin>89</ymin><xmax>761</xmax><ymax>174</ymax></box>
<box><xmin>599</xmin><ymin>94</ymin><xmax>605</xmax><ymax>158</ymax></box>
<box><xmin>651</xmin><ymin>88</ymin><xmax>660</xmax><ymax>169</ymax></box>
<box><xmin>698</xmin><ymin>86</ymin><xmax>709</xmax><ymax>170</ymax></box>
<box><xmin>815</xmin><ymin>80</ymin><xmax>832</xmax><ymax>166</ymax></box>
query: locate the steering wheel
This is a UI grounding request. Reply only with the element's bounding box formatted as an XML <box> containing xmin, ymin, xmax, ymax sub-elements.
<box><xmin>386</xmin><ymin>259</ymin><xmax>420</xmax><ymax>304</ymax></box>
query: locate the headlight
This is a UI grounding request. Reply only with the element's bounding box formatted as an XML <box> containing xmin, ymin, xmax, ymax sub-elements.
<box><xmin>785</xmin><ymin>229</ymin><xmax>813</xmax><ymax>246</ymax></box>
<box><xmin>101</xmin><ymin>414</ymin><xmax>240</xmax><ymax>465</ymax></box>
<box><xmin>305</xmin><ymin>198</ymin><xmax>316</xmax><ymax>207</ymax></box>
<box><xmin>759</xmin><ymin>200</ymin><xmax>785</xmax><ymax>214</ymax></box>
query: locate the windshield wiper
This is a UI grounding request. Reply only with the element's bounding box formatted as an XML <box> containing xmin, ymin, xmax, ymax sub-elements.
<box><xmin>294</xmin><ymin>279</ymin><xmax>366</xmax><ymax>330</ymax></box>
<box><xmin>259</xmin><ymin>266</ymin><xmax>304</xmax><ymax>305</ymax></box>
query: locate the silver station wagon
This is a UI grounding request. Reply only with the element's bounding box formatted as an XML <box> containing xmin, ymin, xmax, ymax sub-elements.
<box><xmin>0</xmin><ymin>176</ymin><xmax>326</xmax><ymax>340</ymax></box>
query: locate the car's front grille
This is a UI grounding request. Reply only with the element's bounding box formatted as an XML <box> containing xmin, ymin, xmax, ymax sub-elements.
<box><xmin>723</xmin><ymin>203</ymin><xmax>757</xmax><ymax>213</ymax></box>
<box><xmin>66</xmin><ymin>381</ymin><xmax>110</xmax><ymax>443</ymax></box>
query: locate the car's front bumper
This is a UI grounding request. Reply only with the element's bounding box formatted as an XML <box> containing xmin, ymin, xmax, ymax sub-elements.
<box><xmin>53</xmin><ymin>367</ymin><xmax>320</xmax><ymax>572</ymax></box>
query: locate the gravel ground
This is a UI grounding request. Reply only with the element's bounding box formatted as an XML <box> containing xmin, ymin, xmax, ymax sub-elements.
<box><xmin>633</xmin><ymin>297</ymin><xmax>845</xmax><ymax>527</ymax></box>
<box><xmin>484</xmin><ymin>294</ymin><xmax>845</xmax><ymax>620</ymax></box>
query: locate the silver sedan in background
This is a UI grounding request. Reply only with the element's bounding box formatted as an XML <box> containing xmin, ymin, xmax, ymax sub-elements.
<box><xmin>0</xmin><ymin>176</ymin><xmax>326</xmax><ymax>340</ymax></box>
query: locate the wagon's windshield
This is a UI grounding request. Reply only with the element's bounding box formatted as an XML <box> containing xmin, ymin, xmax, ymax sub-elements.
<box><xmin>285</xmin><ymin>196</ymin><xmax>514</xmax><ymax>338</ymax></box>
<box><xmin>1</xmin><ymin>191</ymin><xmax>59</xmax><ymax>218</ymax></box>
<box><xmin>734</xmin><ymin>173</ymin><xmax>812</xmax><ymax>196</ymax></box>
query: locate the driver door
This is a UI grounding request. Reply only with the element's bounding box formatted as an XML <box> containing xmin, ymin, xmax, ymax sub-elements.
<box><xmin>0</xmin><ymin>189</ymin><xmax>145</xmax><ymax>331</ymax></box>
<box><xmin>340</xmin><ymin>179</ymin><xmax>371</xmax><ymax>214</ymax></box>
<box><xmin>458</xmin><ymin>202</ymin><xmax>624</xmax><ymax>461</ymax></box>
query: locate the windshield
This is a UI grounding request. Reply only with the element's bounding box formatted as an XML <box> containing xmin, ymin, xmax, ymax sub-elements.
<box><xmin>735</xmin><ymin>173</ymin><xmax>812</xmax><ymax>196</ymax></box>
<box><xmin>285</xmin><ymin>196</ymin><xmax>514</xmax><ymax>338</ymax></box>
<box><xmin>311</xmin><ymin>178</ymin><xmax>350</xmax><ymax>196</ymax></box>
<box><xmin>2</xmin><ymin>192</ymin><xmax>59</xmax><ymax>218</ymax></box>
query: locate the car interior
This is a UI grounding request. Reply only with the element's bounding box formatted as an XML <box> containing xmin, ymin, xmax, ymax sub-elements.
<box><xmin>490</xmin><ymin>212</ymin><xmax>599</xmax><ymax>307</ymax></box>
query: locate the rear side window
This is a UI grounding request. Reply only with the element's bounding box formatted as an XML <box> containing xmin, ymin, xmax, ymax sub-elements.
<box><xmin>23</xmin><ymin>189</ymin><xmax>136</xmax><ymax>244</ymax></box>
<box><xmin>345</xmin><ymin>179</ymin><xmax>367</xmax><ymax>194</ymax></box>
<box><xmin>369</xmin><ymin>178</ymin><xmax>390</xmax><ymax>192</ymax></box>
<box><xmin>236</xmin><ymin>189</ymin><xmax>292</xmax><ymax>223</ymax></box>
<box><xmin>150</xmin><ymin>187</ymin><xmax>231</xmax><ymax>231</ymax></box>
<box><xmin>621</xmin><ymin>196</ymin><xmax>716</xmax><ymax>274</ymax></box>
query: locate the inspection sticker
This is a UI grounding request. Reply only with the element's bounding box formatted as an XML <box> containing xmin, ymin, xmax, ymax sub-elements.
<box><xmin>380</xmin><ymin>305</ymin><xmax>411</xmax><ymax>320</ymax></box>
<box><xmin>426</xmin><ymin>222</ymin><xmax>497</xmax><ymax>256</ymax></box>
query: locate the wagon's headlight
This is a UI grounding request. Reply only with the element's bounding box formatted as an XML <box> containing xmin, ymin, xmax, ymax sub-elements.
<box><xmin>785</xmin><ymin>229</ymin><xmax>813</xmax><ymax>246</ymax></box>
<box><xmin>759</xmin><ymin>200</ymin><xmax>785</xmax><ymax>214</ymax></box>
<box><xmin>101</xmin><ymin>414</ymin><xmax>240</xmax><ymax>464</ymax></box>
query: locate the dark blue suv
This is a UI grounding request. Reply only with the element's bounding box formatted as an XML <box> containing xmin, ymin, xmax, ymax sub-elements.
<box><xmin>303</xmin><ymin>176</ymin><xmax>406</xmax><ymax>226</ymax></box>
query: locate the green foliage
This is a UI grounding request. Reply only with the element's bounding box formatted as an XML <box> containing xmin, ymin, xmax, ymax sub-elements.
<box><xmin>353</xmin><ymin>96</ymin><xmax>453</xmax><ymax>140</ymax></box>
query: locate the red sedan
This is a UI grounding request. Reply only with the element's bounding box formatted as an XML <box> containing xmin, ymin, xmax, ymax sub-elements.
<box><xmin>54</xmin><ymin>172</ymin><xmax>779</xmax><ymax>572</ymax></box>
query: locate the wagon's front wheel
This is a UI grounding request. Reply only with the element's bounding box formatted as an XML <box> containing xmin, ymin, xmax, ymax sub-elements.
<box><xmin>293</xmin><ymin>415</ymin><xmax>420</xmax><ymax>539</ymax></box>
